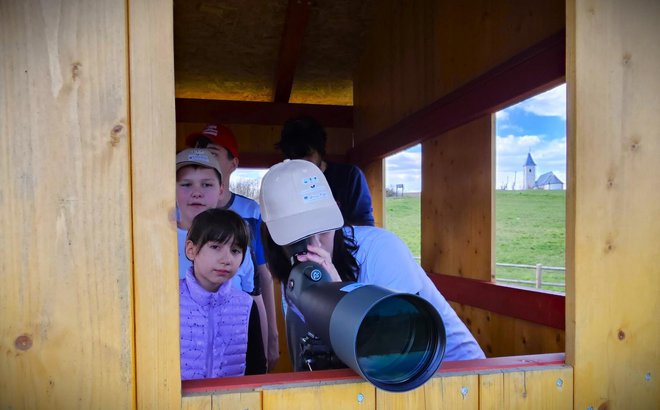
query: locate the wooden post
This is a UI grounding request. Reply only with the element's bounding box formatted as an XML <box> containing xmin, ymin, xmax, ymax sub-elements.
<box><xmin>567</xmin><ymin>0</ymin><xmax>660</xmax><ymax>408</ymax></box>
<box><xmin>535</xmin><ymin>264</ymin><xmax>543</xmax><ymax>289</ymax></box>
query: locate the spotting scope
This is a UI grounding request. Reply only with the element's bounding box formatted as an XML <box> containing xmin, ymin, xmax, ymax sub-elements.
<box><xmin>285</xmin><ymin>253</ymin><xmax>447</xmax><ymax>392</ymax></box>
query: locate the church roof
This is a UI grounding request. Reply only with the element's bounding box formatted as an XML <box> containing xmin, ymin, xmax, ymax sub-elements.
<box><xmin>524</xmin><ymin>153</ymin><xmax>536</xmax><ymax>167</ymax></box>
<box><xmin>535</xmin><ymin>171</ymin><xmax>563</xmax><ymax>186</ymax></box>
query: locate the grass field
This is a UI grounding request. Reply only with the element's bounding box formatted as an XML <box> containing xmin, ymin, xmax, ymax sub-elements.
<box><xmin>385</xmin><ymin>190</ymin><xmax>566</xmax><ymax>292</ymax></box>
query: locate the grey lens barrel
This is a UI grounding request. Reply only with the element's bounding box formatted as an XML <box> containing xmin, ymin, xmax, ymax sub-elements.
<box><xmin>286</xmin><ymin>262</ymin><xmax>446</xmax><ymax>392</ymax></box>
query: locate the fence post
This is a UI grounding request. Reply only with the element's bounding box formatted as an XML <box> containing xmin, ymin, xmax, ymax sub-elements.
<box><xmin>535</xmin><ymin>264</ymin><xmax>543</xmax><ymax>288</ymax></box>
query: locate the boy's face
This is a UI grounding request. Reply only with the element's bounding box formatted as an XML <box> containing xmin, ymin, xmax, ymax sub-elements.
<box><xmin>205</xmin><ymin>143</ymin><xmax>238</xmax><ymax>182</ymax></box>
<box><xmin>185</xmin><ymin>240</ymin><xmax>244</xmax><ymax>292</ymax></box>
<box><xmin>176</xmin><ymin>166</ymin><xmax>223</xmax><ymax>229</ymax></box>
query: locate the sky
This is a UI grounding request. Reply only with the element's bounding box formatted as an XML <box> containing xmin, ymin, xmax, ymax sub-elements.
<box><xmin>234</xmin><ymin>83</ymin><xmax>567</xmax><ymax>193</ymax></box>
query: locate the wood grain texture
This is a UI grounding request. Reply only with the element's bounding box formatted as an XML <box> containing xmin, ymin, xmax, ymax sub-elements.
<box><xmin>423</xmin><ymin>374</ymin><xmax>479</xmax><ymax>409</ymax></box>
<box><xmin>0</xmin><ymin>0</ymin><xmax>134</xmax><ymax>407</ymax></box>
<box><xmin>361</xmin><ymin>160</ymin><xmax>384</xmax><ymax>228</ymax></box>
<box><xmin>213</xmin><ymin>391</ymin><xmax>261</xmax><ymax>409</ymax></box>
<box><xmin>450</xmin><ymin>303</ymin><xmax>564</xmax><ymax>358</ymax></box>
<box><xmin>128</xmin><ymin>0</ymin><xmax>181</xmax><ymax>407</ymax></box>
<box><xmin>354</xmin><ymin>0</ymin><xmax>564</xmax><ymax>142</ymax></box>
<box><xmin>262</xmin><ymin>382</ymin><xmax>375</xmax><ymax>410</ymax></box>
<box><xmin>181</xmin><ymin>395</ymin><xmax>212</xmax><ymax>410</ymax></box>
<box><xmin>566</xmin><ymin>0</ymin><xmax>660</xmax><ymax>408</ymax></box>
<box><xmin>501</xmin><ymin>367</ymin><xmax>572</xmax><ymax>409</ymax></box>
<box><xmin>421</xmin><ymin>116</ymin><xmax>492</xmax><ymax>280</ymax></box>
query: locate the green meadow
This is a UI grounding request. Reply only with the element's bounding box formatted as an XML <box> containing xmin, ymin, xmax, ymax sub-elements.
<box><xmin>385</xmin><ymin>190</ymin><xmax>566</xmax><ymax>292</ymax></box>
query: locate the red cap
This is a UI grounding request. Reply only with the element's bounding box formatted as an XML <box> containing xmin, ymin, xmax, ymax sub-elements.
<box><xmin>185</xmin><ymin>124</ymin><xmax>239</xmax><ymax>159</ymax></box>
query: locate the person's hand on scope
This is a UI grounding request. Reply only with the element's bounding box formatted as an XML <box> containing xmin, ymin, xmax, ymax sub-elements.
<box><xmin>295</xmin><ymin>240</ymin><xmax>341</xmax><ymax>282</ymax></box>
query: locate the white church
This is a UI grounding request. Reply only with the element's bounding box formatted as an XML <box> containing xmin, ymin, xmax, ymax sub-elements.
<box><xmin>523</xmin><ymin>153</ymin><xmax>564</xmax><ymax>190</ymax></box>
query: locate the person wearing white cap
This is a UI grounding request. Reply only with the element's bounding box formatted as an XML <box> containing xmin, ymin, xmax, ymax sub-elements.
<box><xmin>175</xmin><ymin>148</ymin><xmax>254</xmax><ymax>293</ymax></box>
<box><xmin>259</xmin><ymin>159</ymin><xmax>485</xmax><ymax>371</ymax></box>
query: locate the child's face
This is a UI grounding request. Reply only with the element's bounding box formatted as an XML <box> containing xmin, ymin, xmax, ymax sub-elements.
<box><xmin>185</xmin><ymin>239</ymin><xmax>244</xmax><ymax>292</ymax></box>
<box><xmin>206</xmin><ymin>143</ymin><xmax>238</xmax><ymax>181</ymax></box>
<box><xmin>176</xmin><ymin>166</ymin><xmax>223</xmax><ymax>228</ymax></box>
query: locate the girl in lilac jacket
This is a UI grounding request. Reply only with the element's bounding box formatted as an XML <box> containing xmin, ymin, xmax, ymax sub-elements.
<box><xmin>180</xmin><ymin>208</ymin><xmax>266</xmax><ymax>379</ymax></box>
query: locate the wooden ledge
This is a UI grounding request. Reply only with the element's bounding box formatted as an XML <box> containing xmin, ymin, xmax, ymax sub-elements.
<box><xmin>430</xmin><ymin>273</ymin><xmax>565</xmax><ymax>330</ymax></box>
<box><xmin>181</xmin><ymin>353</ymin><xmax>565</xmax><ymax>395</ymax></box>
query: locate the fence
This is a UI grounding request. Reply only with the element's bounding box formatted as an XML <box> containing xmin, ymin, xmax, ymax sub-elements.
<box><xmin>495</xmin><ymin>263</ymin><xmax>565</xmax><ymax>290</ymax></box>
<box><xmin>412</xmin><ymin>258</ymin><xmax>566</xmax><ymax>291</ymax></box>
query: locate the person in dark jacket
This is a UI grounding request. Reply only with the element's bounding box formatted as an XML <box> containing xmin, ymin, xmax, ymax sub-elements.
<box><xmin>276</xmin><ymin>115</ymin><xmax>375</xmax><ymax>226</ymax></box>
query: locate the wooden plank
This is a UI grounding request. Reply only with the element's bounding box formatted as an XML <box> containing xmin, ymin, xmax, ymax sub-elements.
<box><xmin>567</xmin><ymin>0</ymin><xmax>660</xmax><ymax>408</ymax></box>
<box><xmin>262</xmin><ymin>382</ymin><xmax>375</xmax><ymax>410</ymax></box>
<box><xmin>182</xmin><ymin>354</ymin><xmax>565</xmax><ymax>394</ymax></box>
<box><xmin>421</xmin><ymin>116</ymin><xmax>492</xmax><ymax>281</ymax></box>
<box><xmin>422</xmin><ymin>374</ymin><xmax>479</xmax><ymax>409</ymax></box>
<box><xmin>361</xmin><ymin>160</ymin><xmax>384</xmax><ymax>228</ymax></box>
<box><xmin>273</xmin><ymin>0</ymin><xmax>312</xmax><ymax>103</ymax></box>
<box><xmin>432</xmin><ymin>274</ymin><xmax>565</xmax><ymax>330</ymax></box>
<box><xmin>479</xmin><ymin>373</ymin><xmax>504</xmax><ymax>410</ymax></box>
<box><xmin>181</xmin><ymin>395</ymin><xmax>212</xmax><ymax>410</ymax></box>
<box><xmin>502</xmin><ymin>367</ymin><xmax>572</xmax><ymax>409</ymax></box>
<box><xmin>213</xmin><ymin>391</ymin><xmax>261</xmax><ymax>410</ymax></box>
<box><xmin>175</xmin><ymin>99</ymin><xmax>353</xmax><ymax>128</ymax></box>
<box><xmin>376</xmin><ymin>385</ymin><xmax>427</xmax><ymax>409</ymax></box>
<box><xmin>450</xmin><ymin>303</ymin><xmax>565</xmax><ymax>358</ymax></box>
<box><xmin>128</xmin><ymin>0</ymin><xmax>181</xmax><ymax>408</ymax></box>
<box><xmin>0</xmin><ymin>0</ymin><xmax>134</xmax><ymax>408</ymax></box>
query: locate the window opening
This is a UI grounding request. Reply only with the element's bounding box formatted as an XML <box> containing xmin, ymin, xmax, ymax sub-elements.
<box><xmin>494</xmin><ymin>83</ymin><xmax>567</xmax><ymax>293</ymax></box>
<box><xmin>385</xmin><ymin>144</ymin><xmax>422</xmax><ymax>262</ymax></box>
<box><xmin>231</xmin><ymin>168</ymin><xmax>268</xmax><ymax>200</ymax></box>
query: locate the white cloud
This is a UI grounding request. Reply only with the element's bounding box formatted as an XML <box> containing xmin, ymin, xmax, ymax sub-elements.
<box><xmin>515</xmin><ymin>83</ymin><xmax>566</xmax><ymax>119</ymax></box>
<box><xmin>386</xmin><ymin>148</ymin><xmax>422</xmax><ymax>192</ymax></box>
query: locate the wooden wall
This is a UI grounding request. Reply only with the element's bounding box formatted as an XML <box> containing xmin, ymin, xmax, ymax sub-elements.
<box><xmin>353</xmin><ymin>0</ymin><xmax>566</xmax><ymax>360</ymax></box>
<box><xmin>181</xmin><ymin>357</ymin><xmax>573</xmax><ymax>409</ymax></box>
<box><xmin>0</xmin><ymin>0</ymin><xmax>134</xmax><ymax>407</ymax></box>
<box><xmin>0</xmin><ymin>0</ymin><xmax>179</xmax><ymax>408</ymax></box>
<box><xmin>353</xmin><ymin>0</ymin><xmax>565</xmax><ymax>143</ymax></box>
<box><xmin>566</xmin><ymin>0</ymin><xmax>660</xmax><ymax>408</ymax></box>
<box><xmin>422</xmin><ymin>116</ymin><xmax>493</xmax><ymax>281</ymax></box>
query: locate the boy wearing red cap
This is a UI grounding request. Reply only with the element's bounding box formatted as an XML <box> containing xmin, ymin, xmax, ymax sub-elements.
<box><xmin>187</xmin><ymin>124</ymin><xmax>280</xmax><ymax>371</ymax></box>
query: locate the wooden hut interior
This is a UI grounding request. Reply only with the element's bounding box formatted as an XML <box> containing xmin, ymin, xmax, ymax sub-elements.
<box><xmin>1</xmin><ymin>0</ymin><xmax>658</xmax><ymax>409</ymax></box>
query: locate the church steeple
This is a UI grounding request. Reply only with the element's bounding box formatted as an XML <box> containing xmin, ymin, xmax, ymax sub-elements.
<box><xmin>523</xmin><ymin>152</ymin><xmax>537</xmax><ymax>189</ymax></box>
<box><xmin>524</xmin><ymin>152</ymin><xmax>536</xmax><ymax>167</ymax></box>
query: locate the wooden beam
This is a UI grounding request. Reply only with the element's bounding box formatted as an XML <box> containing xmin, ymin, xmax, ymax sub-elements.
<box><xmin>430</xmin><ymin>273</ymin><xmax>565</xmax><ymax>330</ymax></box>
<box><xmin>348</xmin><ymin>30</ymin><xmax>566</xmax><ymax>165</ymax></box>
<box><xmin>175</xmin><ymin>99</ymin><xmax>353</xmax><ymax>128</ymax></box>
<box><xmin>181</xmin><ymin>353</ymin><xmax>565</xmax><ymax>394</ymax></box>
<box><xmin>239</xmin><ymin>153</ymin><xmax>346</xmax><ymax>169</ymax></box>
<box><xmin>274</xmin><ymin>0</ymin><xmax>312</xmax><ymax>102</ymax></box>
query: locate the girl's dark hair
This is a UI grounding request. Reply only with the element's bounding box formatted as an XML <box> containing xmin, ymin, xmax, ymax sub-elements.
<box><xmin>187</xmin><ymin>209</ymin><xmax>250</xmax><ymax>263</ymax></box>
<box><xmin>261</xmin><ymin>223</ymin><xmax>359</xmax><ymax>283</ymax></box>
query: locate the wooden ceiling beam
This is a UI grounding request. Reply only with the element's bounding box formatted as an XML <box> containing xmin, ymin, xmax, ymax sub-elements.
<box><xmin>175</xmin><ymin>99</ymin><xmax>353</xmax><ymax>128</ymax></box>
<box><xmin>348</xmin><ymin>30</ymin><xmax>566</xmax><ymax>165</ymax></box>
<box><xmin>273</xmin><ymin>0</ymin><xmax>312</xmax><ymax>103</ymax></box>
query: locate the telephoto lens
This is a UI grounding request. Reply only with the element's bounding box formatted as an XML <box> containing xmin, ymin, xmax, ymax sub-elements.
<box><xmin>286</xmin><ymin>261</ymin><xmax>446</xmax><ymax>392</ymax></box>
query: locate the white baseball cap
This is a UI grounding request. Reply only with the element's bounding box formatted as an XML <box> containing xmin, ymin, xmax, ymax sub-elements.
<box><xmin>259</xmin><ymin>159</ymin><xmax>344</xmax><ymax>245</ymax></box>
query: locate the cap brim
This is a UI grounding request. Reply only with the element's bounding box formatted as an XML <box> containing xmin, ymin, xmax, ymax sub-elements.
<box><xmin>267</xmin><ymin>204</ymin><xmax>344</xmax><ymax>246</ymax></box>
